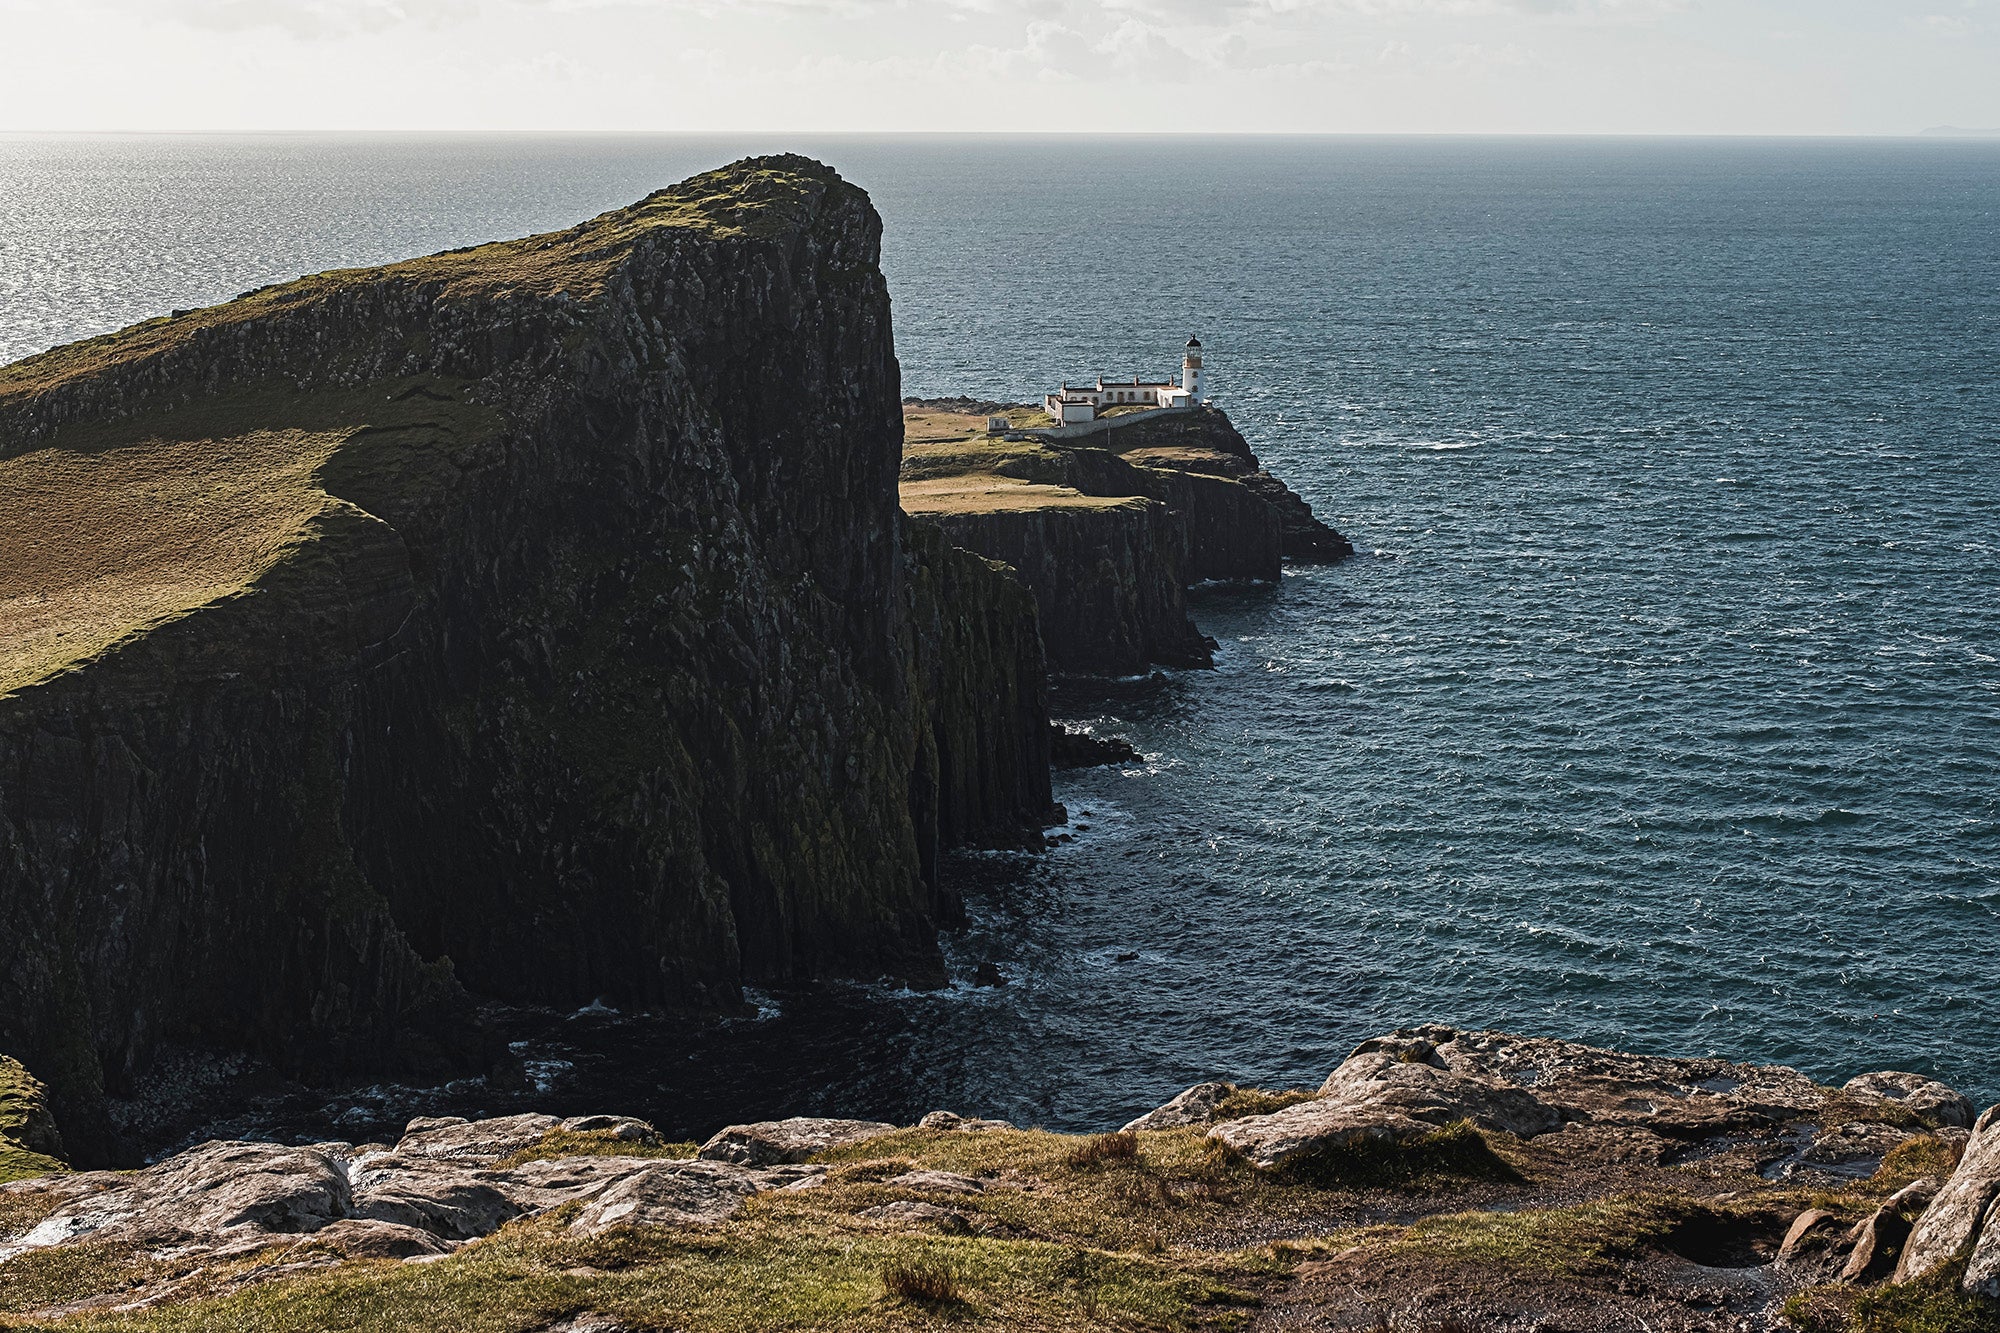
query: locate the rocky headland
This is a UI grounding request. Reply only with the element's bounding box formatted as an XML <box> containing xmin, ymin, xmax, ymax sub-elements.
<box><xmin>900</xmin><ymin>401</ymin><xmax>1351</xmax><ymax>676</ymax></box>
<box><xmin>0</xmin><ymin>158</ymin><xmax>1060</xmax><ymax>1163</ymax></box>
<box><xmin>3</xmin><ymin>1025</ymin><xmax>1995</xmax><ymax>1331</ymax></box>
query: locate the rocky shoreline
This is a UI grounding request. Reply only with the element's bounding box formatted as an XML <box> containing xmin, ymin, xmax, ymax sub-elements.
<box><xmin>3</xmin><ymin>1025</ymin><xmax>1995</xmax><ymax>1330</ymax></box>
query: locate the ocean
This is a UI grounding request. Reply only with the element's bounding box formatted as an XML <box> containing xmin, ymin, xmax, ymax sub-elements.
<box><xmin>3</xmin><ymin>133</ymin><xmax>1996</xmax><ymax>1143</ymax></box>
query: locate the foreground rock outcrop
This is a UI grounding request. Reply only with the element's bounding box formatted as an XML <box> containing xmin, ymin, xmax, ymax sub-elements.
<box><xmin>900</xmin><ymin>402</ymin><xmax>1350</xmax><ymax>674</ymax></box>
<box><xmin>0</xmin><ymin>158</ymin><xmax>1054</xmax><ymax>1159</ymax></box>
<box><xmin>1</xmin><ymin>1026</ymin><xmax>1988</xmax><ymax>1331</ymax></box>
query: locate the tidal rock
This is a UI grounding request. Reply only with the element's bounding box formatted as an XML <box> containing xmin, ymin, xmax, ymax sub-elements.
<box><xmin>696</xmin><ymin>1117</ymin><xmax>898</xmax><ymax>1166</ymax></box>
<box><xmin>1050</xmin><ymin>725</ymin><xmax>1142</xmax><ymax>770</ymax></box>
<box><xmin>1122</xmin><ymin>1082</ymin><xmax>1234</xmax><ymax>1133</ymax></box>
<box><xmin>1897</xmin><ymin>1104</ymin><xmax>2000</xmax><ymax>1289</ymax></box>
<box><xmin>1844</xmin><ymin>1072</ymin><xmax>1975</xmax><ymax>1129</ymax></box>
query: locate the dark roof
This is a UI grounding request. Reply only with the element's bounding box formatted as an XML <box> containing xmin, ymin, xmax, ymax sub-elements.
<box><xmin>1186</xmin><ymin>336</ymin><xmax>1201</xmax><ymax>348</ymax></box>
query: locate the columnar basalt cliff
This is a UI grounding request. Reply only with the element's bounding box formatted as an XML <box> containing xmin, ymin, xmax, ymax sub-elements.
<box><xmin>900</xmin><ymin>403</ymin><xmax>1350</xmax><ymax>675</ymax></box>
<box><xmin>0</xmin><ymin>158</ymin><xmax>1052</xmax><ymax>1159</ymax></box>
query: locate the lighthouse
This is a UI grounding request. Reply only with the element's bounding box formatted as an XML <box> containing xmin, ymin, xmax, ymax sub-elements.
<box><xmin>1182</xmin><ymin>336</ymin><xmax>1203</xmax><ymax>402</ymax></box>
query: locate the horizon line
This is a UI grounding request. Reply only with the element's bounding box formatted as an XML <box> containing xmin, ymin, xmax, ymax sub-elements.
<box><xmin>4</xmin><ymin>127</ymin><xmax>1999</xmax><ymax>141</ymax></box>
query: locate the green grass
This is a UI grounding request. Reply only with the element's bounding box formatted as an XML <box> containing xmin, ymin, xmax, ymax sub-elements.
<box><xmin>1848</xmin><ymin>1259</ymin><xmax>2000</xmax><ymax>1333</ymax></box>
<box><xmin>0</xmin><ymin>1059</ymin><xmax>64</xmax><ymax>1187</ymax></box>
<box><xmin>0</xmin><ymin>379</ymin><xmax>498</xmax><ymax>699</ymax></box>
<box><xmin>490</xmin><ymin>1129</ymin><xmax>698</xmax><ymax>1170</ymax></box>
<box><xmin>1270</xmin><ymin>1121</ymin><xmax>1521</xmax><ymax>1191</ymax></box>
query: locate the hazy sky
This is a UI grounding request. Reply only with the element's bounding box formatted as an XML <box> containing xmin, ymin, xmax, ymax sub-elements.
<box><xmin>1</xmin><ymin>0</ymin><xmax>1995</xmax><ymax>135</ymax></box>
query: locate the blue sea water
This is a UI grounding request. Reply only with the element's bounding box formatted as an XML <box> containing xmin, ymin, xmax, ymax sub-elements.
<box><xmin>3</xmin><ymin>134</ymin><xmax>1997</xmax><ymax>1139</ymax></box>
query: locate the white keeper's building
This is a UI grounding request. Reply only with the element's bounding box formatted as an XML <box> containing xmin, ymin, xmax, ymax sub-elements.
<box><xmin>1043</xmin><ymin>336</ymin><xmax>1205</xmax><ymax>425</ymax></box>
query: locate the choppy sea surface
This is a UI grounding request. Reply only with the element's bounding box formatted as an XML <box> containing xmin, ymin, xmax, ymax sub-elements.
<box><xmin>3</xmin><ymin>134</ymin><xmax>1997</xmax><ymax>1144</ymax></box>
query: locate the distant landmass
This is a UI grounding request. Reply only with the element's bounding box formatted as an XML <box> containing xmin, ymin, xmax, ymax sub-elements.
<box><xmin>1919</xmin><ymin>125</ymin><xmax>2000</xmax><ymax>137</ymax></box>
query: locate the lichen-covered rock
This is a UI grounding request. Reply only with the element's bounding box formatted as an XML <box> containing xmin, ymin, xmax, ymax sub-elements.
<box><xmin>305</xmin><ymin>1217</ymin><xmax>452</xmax><ymax>1260</ymax></box>
<box><xmin>1209</xmin><ymin>1025</ymin><xmax>1948</xmax><ymax>1176</ymax></box>
<box><xmin>1898</xmin><ymin>1103</ymin><xmax>2000</xmax><ymax>1292</ymax></box>
<box><xmin>1317</xmin><ymin>1052</ymin><xmax>1565</xmax><ymax>1137</ymax></box>
<box><xmin>697</xmin><ymin>1116</ymin><xmax>898</xmax><ymax>1165</ymax></box>
<box><xmin>0</xmin><ymin>158</ymin><xmax>1054</xmax><ymax>1157</ymax></box>
<box><xmin>1122</xmin><ymin>1081</ymin><xmax>1234</xmax><ymax>1133</ymax></box>
<box><xmin>393</xmin><ymin>1114</ymin><xmax>560</xmax><ymax>1163</ymax></box>
<box><xmin>916</xmin><ymin>1111</ymin><xmax>1012</xmax><ymax>1132</ymax></box>
<box><xmin>1357</xmin><ymin>1024</ymin><xmax>1834</xmax><ymax>1135</ymax></box>
<box><xmin>565</xmin><ymin>1159</ymin><xmax>819</xmax><ymax>1235</ymax></box>
<box><xmin>346</xmin><ymin>1154</ymin><xmax>524</xmax><ymax>1240</ymax></box>
<box><xmin>1845</xmin><ymin>1070</ymin><xmax>1976</xmax><ymax>1129</ymax></box>
<box><xmin>860</xmin><ymin>1199</ymin><xmax>974</xmax><ymax>1232</ymax></box>
<box><xmin>1210</xmin><ymin>1099</ymin><xmax>1435</xmax><ymax>1170</ymax></box>
<box><xmin>0</xmin><ymin>1141</ymin><xmax>351</xmax><ymax>1256</ymax></box>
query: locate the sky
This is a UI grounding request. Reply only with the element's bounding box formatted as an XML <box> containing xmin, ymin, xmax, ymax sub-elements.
<box><xmin>0</xmin><ymin>0</ymin><xmax>1996</xmax><ymax>135</ymax></box>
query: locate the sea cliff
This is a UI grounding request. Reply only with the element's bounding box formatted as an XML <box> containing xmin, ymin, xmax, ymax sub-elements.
<box><xmin>0</xmin><ymin>158</ymin><xmax>1053</xmax><ymax>1160</ymax></box>
<box><xmin>901</xmin><ymin>402</ymin><xmax>1351</xmax><ymax>675</ymax></box>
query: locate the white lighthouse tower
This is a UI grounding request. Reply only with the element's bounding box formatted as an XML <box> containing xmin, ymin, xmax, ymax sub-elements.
<box><xmin>1182</xmin><ymin>336</ymin><xmax>1203</xmax><ymax>402</ymax></box>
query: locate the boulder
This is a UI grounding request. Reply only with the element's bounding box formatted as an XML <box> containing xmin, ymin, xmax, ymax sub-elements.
<box><xmin>1338</xmin><ymin>1025</ymin><xmax>1835</xmax><ymax>1136</ymax></box>
<box><xmin>566</xmin><ymin>1160</ymin><xmax>819</xmax><ymax>1236</ymax></box>
<box><xmin>917</xmin><ymin>1111</ymin><xmax>1012</xmax><ymax>1132</ymax></box>
<box><xmin>697</xmin><ymin>1117</ymin><xmax>898</xmax><ymax>1166</ymax></box>
<box><xmin>557</xmin><ymin>1115</ymin><xmax>665</xmax><ymax>1147</ymax></box>
<box><xmin>1318</xmin><ymin>1053</ymin><xmax>1565</xmax><ymax>1138</ymax></box>
<box><xmin>1843</xmin><ymin>1208</ymin><xmax>1914</xmax><ymax>1283</ymax></box>
<box><xmin>346</xmin><ymin>1154</ymin><xmax>524</xmax><ymax>1241</ymax></box>
<box><xmin>1897</xmin><ymin>1104</ymin><xmax>2000</xmax><ymax>1287</ymax></box>
<box><xmin>304</xmin><ymin>1218</ymin><xmax>451</xmax><ymax>1260</ymax></box>
<box><xmin>860</xmin><ymin>1200</ymin><xmax>974</xmax><ymax>1233</ymax></box>
<box><xmin>1210</xmin><ymin>1100</ymin><xmax>1436</xmax><ymax>1171</ymax></box>
<box><xmin>1844</xmin><ymin>1072</ymin><xmax>1975</xmax><ymax>1130</ymax></box>
<box><xmin>1122</xmin><ymin>1082</ymin><xmax>1233</xmax><ymax>1133</ymax></box>
<box><xmin>1795</xmin><ymin>1121</ymin><xmax>1923</xmax><ymax>1177</ymax></box>
<box><xmin>1777</xmin><ymin>1209</ymin><xmax>1843</xmax><ymax>1265</ymax></box>
<box><xmin>0</xmin><ymin>1142</ymin><xmax>350</xmax><ymax>1254</ymax></box>
<box><xmin>883</xmin><ymin>1170</ymin><xmax>987</xmax><ymax>1195</ymax></box>
<box><xmin>393</xmin><ymin>1114</ymin><xmax>560</xmax><ymax>1163</ymax></box>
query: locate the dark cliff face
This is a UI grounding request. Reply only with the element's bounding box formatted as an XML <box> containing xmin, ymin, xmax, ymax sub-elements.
<box><xmin>0</xmin><ymin>158</ymin><xmax>1050</xmax><ymax>1160</ymax></box>
<box><xmin>900</xmin><ymin>405</ymin><xmax>1348</xmax><ymax>675</ymax></box>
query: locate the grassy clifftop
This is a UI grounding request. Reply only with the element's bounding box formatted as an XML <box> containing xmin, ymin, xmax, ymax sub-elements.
<box><xmin>0</xmin><ymin>382</ymin><xmax>498</xmax><ymax>700</ymax></box>
<box><xmin>0</xmin><ymin>159</ymin><xmax>832</xmax><ymax>408</ymax></box>
<box><xmin>0</xmin><ymin>1058</ymin><xmax>64</xmax><ymax>1185</ymax></box>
